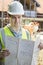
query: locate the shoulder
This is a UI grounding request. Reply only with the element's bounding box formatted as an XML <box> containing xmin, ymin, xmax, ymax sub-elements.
<box><xmin>26</xmin><ymin>29</ymin><xmax>30</xmax><ymax>34</ymax></box>
<box><xmin>26</xmin><ymin>29</ymin><xmax>31</xmax><ymax>40</ymax></box>
<box><xmin>0</xmin><ymin>28</ymin><xmax>4</xmax><ymax>39</ymax></box>
<box><xmin>22</xmin><ymin>28</ymin><xmax>30</xmax><ymax>35</ymax></box>
<box><xmin>0</xmin><ymin>28</ymin><xmax>3</xmax><ymax>33</ymax></box>
<box><xmin>22</xmin><ymin>28</ymin><xmax>31</xmax><ymax>40</ymax></box>
<box><xmin>4</xmin><ymin>24</ymin><xmax>10</xmax><ymax>29</ymax></box>
<box><xmin>0</xmin><ymin>24</ymin><xmax>10</xmax><ymax>37</ymax></box>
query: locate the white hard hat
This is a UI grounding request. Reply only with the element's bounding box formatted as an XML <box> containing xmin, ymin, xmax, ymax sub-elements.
<box><xmin>7</xmin><ymin>1</ymin><xmax>24</xmax><ymax>15</ymax></box>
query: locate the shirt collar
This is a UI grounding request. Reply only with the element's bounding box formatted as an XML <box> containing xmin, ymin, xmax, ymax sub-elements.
<box><xmin>8</xmin><ymin>26</ymin><xmax>22</xmax><ymax>38</ymax></box>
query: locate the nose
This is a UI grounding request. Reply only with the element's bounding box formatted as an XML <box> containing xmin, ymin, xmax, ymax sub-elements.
<box><xmin>15</xmin><ymin>17</ymin><xmax>19</xmax><ymax>23</ymax></box>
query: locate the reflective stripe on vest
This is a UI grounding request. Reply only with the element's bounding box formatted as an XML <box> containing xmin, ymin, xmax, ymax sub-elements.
<box><xmin>0</xmin><ymin>31</ymin><xmax>5</xmax><ymax>50</ymax></box>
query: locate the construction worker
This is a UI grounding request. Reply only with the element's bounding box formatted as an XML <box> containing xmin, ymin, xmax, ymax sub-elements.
<box><xmin>0</xmin><ymin>1</ymin><xmax>31</xmax><ymax>65</ymax></box>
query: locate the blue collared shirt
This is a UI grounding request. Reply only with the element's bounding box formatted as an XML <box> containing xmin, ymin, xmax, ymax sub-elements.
<box><xmin>9</xmin><ymin>27</ymin><xmax>22</xmax><ymax>38</ymax></box>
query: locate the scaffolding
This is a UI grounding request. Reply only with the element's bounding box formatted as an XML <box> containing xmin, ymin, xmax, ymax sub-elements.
<box><xmin>0</xmin><ymin>0</ymin><xmax>43</xmax><ymax>28</ymax></box>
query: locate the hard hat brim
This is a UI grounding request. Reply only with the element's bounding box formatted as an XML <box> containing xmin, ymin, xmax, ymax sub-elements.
<box><xmin>7</xmin><ymin>11</ymin><xmax>24</xmax><ymax>15</ymax></box>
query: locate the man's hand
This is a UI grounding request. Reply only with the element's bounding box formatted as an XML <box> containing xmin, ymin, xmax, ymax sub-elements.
<box><xmin>0</xmin><ymin>49</ymin><xmax>10</xmax><ymax>58</ymax></box>
<box><xmin>38</xmin><ymin>43</ymin><xmax>43</xmax><ymax>50</ymax></box>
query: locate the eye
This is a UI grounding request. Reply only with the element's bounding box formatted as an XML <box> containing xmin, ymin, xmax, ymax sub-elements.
<box><xmin>11</xmin><ymin>16</ymin><xmax>15</xmax><ymax>19</ymax></box>
<box><xmin>18</xmin><ymin>16</ymin><xmax>20</xmax><ymax>18</ymax></box>
<box><xmin>18</xmin><ymin>16</ymin><xmax>21</xmax><ymax>19</ymax></box>
<box><xmin>11</xmin><ymin>15</ymin><xmax>21</xmax><ymax>19</ymax></box>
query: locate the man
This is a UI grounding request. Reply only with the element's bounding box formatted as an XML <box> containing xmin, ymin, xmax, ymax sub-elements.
<box><xmin>0</xmin><ymin>1</ymin><xmax>31</xmax><ymax>65</ymax></box>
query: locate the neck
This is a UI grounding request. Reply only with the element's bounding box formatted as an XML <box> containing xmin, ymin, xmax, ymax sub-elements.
<box><xmin>10</xmin><ymin>26</ymin><xmax>21</xmax><ymax>33</ymax></box>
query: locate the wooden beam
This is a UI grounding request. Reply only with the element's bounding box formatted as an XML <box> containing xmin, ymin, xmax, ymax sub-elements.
<box><xmin>23</xmin><ymin>17</ymin><xmax>43</xmax><ymax>22</ymax></box>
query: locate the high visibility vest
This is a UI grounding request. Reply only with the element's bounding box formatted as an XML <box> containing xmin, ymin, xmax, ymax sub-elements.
<box><xmin>0</xmin><ymin>26</ymin><xmax>30</xmax><ymax>50</ymax></box>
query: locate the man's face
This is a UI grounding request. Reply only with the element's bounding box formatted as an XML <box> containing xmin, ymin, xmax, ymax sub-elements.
<box><xmin>10</xmin><ymin>15</ymin><xmax>22</xmax><ymax>30</ymax></box>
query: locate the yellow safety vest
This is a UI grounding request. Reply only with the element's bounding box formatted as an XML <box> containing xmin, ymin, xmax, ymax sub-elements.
<box><xmin>0</xmin><ymin>26</ymin><xmax>30</xmax><ymax>62</ymax></box>
<box><xmin>0</xmin><ymin>26</ymin><xmax>30</xmax><ymax>50</ymax></box>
